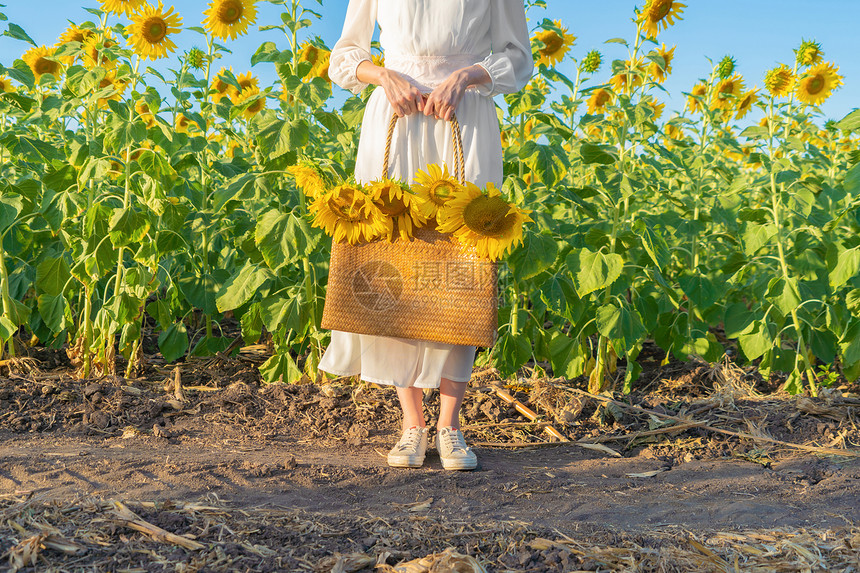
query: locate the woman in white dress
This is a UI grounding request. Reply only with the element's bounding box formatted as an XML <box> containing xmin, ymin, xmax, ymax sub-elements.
<box><xmin>318</xmin><ymin>0</ymin><xmax>532</xmax><ymax>470</ymax></box>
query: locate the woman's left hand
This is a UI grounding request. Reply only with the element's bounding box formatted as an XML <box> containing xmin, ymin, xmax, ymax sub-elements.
<box><xmin>423</xmin><ymin>65</ymin><xmax>491</xmax><ymax>121</ymax></box>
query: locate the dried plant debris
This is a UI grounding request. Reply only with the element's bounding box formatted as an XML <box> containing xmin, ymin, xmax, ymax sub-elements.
<box><xmin>0</xmin><ymin>495</ymin><xmax>858</xmax><ymax>572</ymax></box>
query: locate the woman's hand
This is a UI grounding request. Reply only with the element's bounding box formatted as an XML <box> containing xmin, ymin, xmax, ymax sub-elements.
<box><xmin>423</xmin><ymin>65</ymin><xmax>491</xmax><ymax>121</ymax></box>
<box><xmin>356</xmin><ymin>61</ymin><xmax>424</xmax><ymax>117</ymax></box>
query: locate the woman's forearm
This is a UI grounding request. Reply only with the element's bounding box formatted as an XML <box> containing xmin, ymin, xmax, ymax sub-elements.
<box><xmin>356</xmin><ymin>60</ymin><xmax>389</xmax><ymax>86</ymax></box>
<box><xmin>453</xmin><ymin>64</ymin><xmax>491</xmax><ymax>89</ymax></box>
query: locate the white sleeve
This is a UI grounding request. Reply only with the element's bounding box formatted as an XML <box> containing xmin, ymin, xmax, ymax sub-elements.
<box><xmin>329</xmin><ymin>0</ymin><xmax>378</xmax><ymax>94</ymax></box>
<box><xmin>474</xmin><ymin>0</ymin><xmax>534</xmax><ymax>97</ymax></box>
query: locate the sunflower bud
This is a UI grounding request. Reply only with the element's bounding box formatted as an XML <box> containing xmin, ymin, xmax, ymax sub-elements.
<box><xmin>581</xmin><ymin>50</ymin><xmax>602</xmax><ymax>74</ymax></box>
<box><xmin>794</xmin><ymin>39</ymin><xmax>823</xmax><ymax>67</ymax></box>
<box><xmin>717</xmin><ymin>55</ymin><xmax>736</xmax><ymax>79</ymax></box>
<box><xmin>187</xmin><ymin>47</ymin><xmax>206</xmax><ymax>70</ymax></box>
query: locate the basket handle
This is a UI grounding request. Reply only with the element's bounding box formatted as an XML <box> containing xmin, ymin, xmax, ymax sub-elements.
<box><xmin>381</xmin><ymin>107</ymin><xmax>466</xmax><ymax>185</ymax></box>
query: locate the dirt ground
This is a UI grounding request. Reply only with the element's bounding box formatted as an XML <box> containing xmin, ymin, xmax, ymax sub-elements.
<box><xmin>1</xmin><ymin>347</ymin><xmax>860</xmax><ymax>572</ymax></box>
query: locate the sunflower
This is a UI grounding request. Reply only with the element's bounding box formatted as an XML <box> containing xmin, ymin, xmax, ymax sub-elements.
<box><xmin>175</xmin><ymin>112</ymin><xmax>195</xmax><ymax>134</ymax></box>
<box><xmin>609</xmin><ymin>59</ymin><xmax>645</xmax><ymax>94</ymax></box>
<box><xmin>586</xmin><ymin>88</ymin><xmax>613</xmax><ymax>115</ymax></box>
<box><xmin>643</xmin><ymin>95</ymin><xmax>665</xmax><ymax>119</ymax></box>
<box><xmin>795</xmin><ymin>39</ymin><xmax>823</xmax><ymax>67</ymax></box>
<box><xmin>526</xmin><ymin>76</ymin><xmax>550</xmax><ymax>96</ymax></box>
<box><xmin>648</xmin><ymin>44</ymin><xmax>675</xmax><ymax>83</ymax></box>
<box><xmin>22</xmin><ymin>46</ymin><xmax>62</xmax><ymax>83</ymax></box>
<box><xmin>82</xmin><ymin>33</ymin><xmax>119</xmax><ymax>70</ymax></box>
<box><xmin>532</xmin><ymin>20</ymin><xmax>575</xmax><ymax>67</ymax></box>
<box><xmin>202</xmin><ymin>0</ymin><xmax>257</xmax><ymax>41</ymax></box>
<box><xmin>735</xmin><ymin>88</ymin><xmax>759</xmax><ymax>120</ymax></box>
<box><xmin>685</xmin><ymin>82</ymin><xmax>708</xmax><ymax>114</ymax></box>
<box><xmin>287</xmin><ymin>163</ymin><xmax>326</xmax><ymax>200</ymax></box>
<box><xmin>297</xmin><ymin>41</ymin><xmax>331</xmax><ymax>81</ymax></box>
<box><xmin>310</xmin><ymin>183</ymin><xmax>387</xmax><ymax>244</ymax></box>
<box><xmin>371</xmin><ymin>52</ymin><xmax>385</xmax><ymax>68</ymax></box>
<box><xmin>665</xmin><ymin>123</ymin><xmax>683</xmax><ymax>141</ymax></box>
<box><xmin>100</xmin><ymin>0</ymin><xmax>146</xmax><ymax>15</ymax></box>
<box><xmin>126</xmin><ymin>1</ymin><xmax>182</xmax><ymax>61</ymax></box>
<box><xmin>0</xmin><ymin>76</ymin><xmax>15</xmax><ymax>94</ymax></box>
<box><xmin>96</xmin><ymin>69</ymin><xmax>127</xmax><ymax>108</ymax></box>
<box><xmin>231</xmin><ymin>71</ymin><xmax>258</xmax><ymax>102</ymax></box>
<box><xmin>710</xmin><ymin>74</ymin><xmax>744</xmax><ymax>112</ymax></box>
<box><xmin>638</xmin><ymin>0</ymin><xmax>686</xmax><ymax>38</ymax></box>
<box><xmin>135</xmin><ymin>100</ymin><xmax>157</xmax><ymax>127</ymax></box>
<box><xmin>211</xmin><ymin>67</ymin><xmax>236</xmax><ymax>103</ymax></box>
<box><xmin>795</xmin><ymin>62</ymin><xmax>843</xmax><ymax>106</ymax></box>
<box><xmin>369</xmin><ymin>179</ymin><xmax>427</xmax><ymax>242</ymax></box>
<box><xmin>412</xmin><ymin>163</ymin><xmax>462</xmax><ymax>222</ymax></box>
<box><xmin>233</xmin><ymin>85</ymin><xmax>266</xmax><ymax>119</ymax></box>
<box><xmin>55</xmin><ymin>24</ymin><xmax>96</xmax><ymax>65</ymax></box>
<box><xmin>764</xmin><ymin>64</ymin><xmax>794</xmax><ymax>98</ymax></box>
<box><xmin>437</xmin><ymin>183</ymin><xmax>532</xmax><ymax>261</ymax></box>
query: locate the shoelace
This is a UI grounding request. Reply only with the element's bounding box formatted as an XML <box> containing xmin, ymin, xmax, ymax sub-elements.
<box><xmin>395</xmin><ymin>428</ymin><xmax>423</xmax><ymax>452</ymax></box>
<box><xmin>440</xmin><ymin>429</ymin><xmax>469</xmax><ymax>453</ymax></box>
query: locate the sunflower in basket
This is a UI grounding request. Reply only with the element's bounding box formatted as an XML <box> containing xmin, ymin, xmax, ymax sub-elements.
<box><xmin>437</xmin><ymin>182</ymin><xmax>532</xmax><ymax>261</ymax></box>
<box><xmin>310</xmin><ymin>183</ymin><xmax>387</xmax><ymax>244</ymax></box>
<box><xmin>368</xmin><ymin>179</ymin><xmax>428</xmax><ymax>242</ymax></box>
<box><xmin>412</xmin><ymin>163</ymin><xmax>462</xmax><ymax>224</ymax></box>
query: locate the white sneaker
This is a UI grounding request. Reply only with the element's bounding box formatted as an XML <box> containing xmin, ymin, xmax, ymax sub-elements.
<box><xmin>435</xmin><ymin>427</ymin><xmax>477</xmax><ymax>471</ymax></box>
<box><xmin>387</xmin><ymin>426</ymin><xmax>429</xmax><ymax>468</ymax></box>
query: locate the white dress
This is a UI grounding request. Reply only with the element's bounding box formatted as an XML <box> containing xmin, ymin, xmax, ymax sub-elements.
<box><xmin>317</xmin><ymin>0</ymin><xmax>533</xmax><ymax>389</ymax></box>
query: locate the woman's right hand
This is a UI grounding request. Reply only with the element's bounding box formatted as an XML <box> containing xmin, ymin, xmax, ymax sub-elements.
<box><xmin>356</xmin><ymin>61</ymin><xmax>423</xmax><ymax>117</ymax></box>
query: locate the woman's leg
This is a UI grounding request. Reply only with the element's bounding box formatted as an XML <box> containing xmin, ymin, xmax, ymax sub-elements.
<box><xmin>438</xmin><ymin>377</ymin><xmax>467</xmax><ymax>429</ymax></box>
<box><xmin>396</xmin><ymin>386</ymin><xmax>426</xmax><ymax>429</ymax></box>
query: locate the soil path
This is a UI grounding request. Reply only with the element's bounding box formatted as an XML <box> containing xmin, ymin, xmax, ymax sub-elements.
<box><xmin>2</xmin><ymin>431</ymin><xmax>858</xmax><ymax>534</ymax></box>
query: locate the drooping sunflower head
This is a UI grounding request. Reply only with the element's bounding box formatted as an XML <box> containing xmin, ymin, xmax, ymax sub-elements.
<box><xmin>310</xmin><ymin>183</ymin><xmax>387</xmax><ymax>244</ymax></box>
<box><xmin>412</xmin><ymin>163</ymin><xmax>462</xmax><ymax>222</ymax></box>
<box><xmin>22</xmin><ymin>46</ymin><xmax>62</xmax><ymax>83</ymax></box>
<box><xmin>609</xmin><ymin>58</ymin><xmax>645</xmax><ymax>94</ymax></box>
<box><xmin>234</xmin><ymin>85</ymin><xmax>266</xmax><ymax>119</ymax></box>
<box><xmin>175</xmin><ymin>112</ymin><xmax>196</xmax><ymax>134</ymax></box>
<box><xmin>643</xmin><ymin>95</ymin><xmax>665</xmax><ymax>120</ymax></box>
<box><xmin>532</xmin><ymin>20</ymin><xmax>575</xmax><ymax>68</ymax></box>
<box><xmin>795</xmin><ymin>62</ymin><xmax>843</xmax><ymax>106</ymax></box>
<box><xmin>96</xmin><ymin>69</ymin><xmax>128</xmax><ymax>108</ymax></box>
<box><xmin>0</xmin><ymin>75</ymin><xmax>16</xmax><ymax>93</ymax></box>
<box><xmin>764</xmin><ymin>64</ymin><xmax>795</xmax><ymax>98</ymax></box>
<box><xmin>637</xmin><ymin>0</ymin><xmax>686</xmax><ymax>38</ymax></box>
<box><xmin>100</xmin><ymin>0</ymin><xmax>146</xmax><ymax>15</ymax></box>
<box><xmin>369</xmin><ymin>179</ymin><xmax>426</xmax><ymax>242</ymax></box>
<box><xmin>586</xmin><ymin>87</ymin><xmax>613</xmax><ymax>115</ymax></box>
<box><xmin>211</xmin><ymin>67</ymin><xmax>237</xmax><ymax>103</ymax></box>
<box><xmin>581</xmin><ymin>49</ymin><xmax>603</xmax><ymax>74</ymax></box>
<box><xmin>717</xmin><ymin>55</ymin><xmax>736</xmax><ymax>79</ymax></box>
<box><xmin>735</xmin><ymin>88</ymin><xmax>759</xmax><ymax>120</ymax></box>
<box><xmin>82</xmin><ymin>33</ymin><xmax>119</xmax><ymax>70</ymax></box>
<box><xmin>55</xmin><ymin>24</ymin><xmax>96</xmax><ymax>65</ymax></box>
<box><xmin>298</xmin><ymin>41</ymin><xmax>331</xmax><ymax>81</ymax></box>
<box><xmin>126</xmin><ymin>1</ymin><xmax>183</xmax><ymax>61</ymax></box>
<box><xmin>437</xmin><ymin>183</ymin><xmax>533</xmax><ymax>261</ymax></box>
<box><xmin>648</xmin><ymin>44</ymin><xmax>675</xmax><ymax>83</ymax></box>
<box><xmin>288</xmin><ymin>162</ymin><xmax>327</xmax><ymax>200</ymax></box>
<box><xmin>795</xmin><ymin>39</ymin><xmax>823</xmax><ymax>67</ymax></box>
<box><xmin>685</xmin><ymin>82</ymin><xmax>708</xmax><ymax>114</ymax></box>
<box><xmin>203</xmin><ymin>0</ymin><xmax>258</xmax><ymax>41</ymax></box>
<box><xmin>710</xmin><ymin>74</ymin><xmax>744</xmax><ymax>112</ymax></box>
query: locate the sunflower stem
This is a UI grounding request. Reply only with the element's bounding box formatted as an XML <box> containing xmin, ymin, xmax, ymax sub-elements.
<box><xmin>0</xmin><ymin>244</ymin><xmax>16</xmax><ymax>358</ymax></box>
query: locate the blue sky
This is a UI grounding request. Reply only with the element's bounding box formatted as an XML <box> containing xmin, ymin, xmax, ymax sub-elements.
<box><xmin>1</xmin><ymin>0</ymin><xmax>857</xmax><ymax>122</ymax></box>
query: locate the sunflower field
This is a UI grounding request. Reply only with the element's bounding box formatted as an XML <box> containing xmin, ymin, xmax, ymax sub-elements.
<box><xmin>0</xmin><ymin>0</ymin><xmax>858</xmax><ymax>397</ymax></box>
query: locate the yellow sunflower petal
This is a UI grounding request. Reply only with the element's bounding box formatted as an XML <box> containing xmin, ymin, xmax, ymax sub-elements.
<box><xmin>126</xmin><ymin>1</ymin><xmax>182</xmax><ymax>61</ymax></box>
<box><xmin>202</xmin><ymin>0</ymin><xmax>258</xmax><ymax>41</ymax></box>
<box><xmin>22</xmin><ymin>45</ymin><xmax>63</xmax><ymax>83</ymax></box>
<box><xmin>795</xmin><ymin>62</ymin><xmax>843</xmax><ymax>106</ymax></box>
<box><xmin>532</xmin><ymin>20</ymin><xmax>575</xmax><ymax>68</ymax></box>
<box><xmin>638</xmin><ymin>0</ymin><xmax>686</xmax><ymax>38</ymax></box>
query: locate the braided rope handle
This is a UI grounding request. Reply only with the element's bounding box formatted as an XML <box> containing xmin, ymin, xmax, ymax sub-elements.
<box><xmin>382</xmin><ymin>109</ymin><xmax>466</xmax><ymax>185</ymax></box>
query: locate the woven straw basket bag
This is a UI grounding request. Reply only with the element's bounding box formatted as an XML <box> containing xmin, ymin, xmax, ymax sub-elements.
<box><xmin>320</xmin><ymin>112</ymin><xmax>499</xmax><ymax>348</ymax></box>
